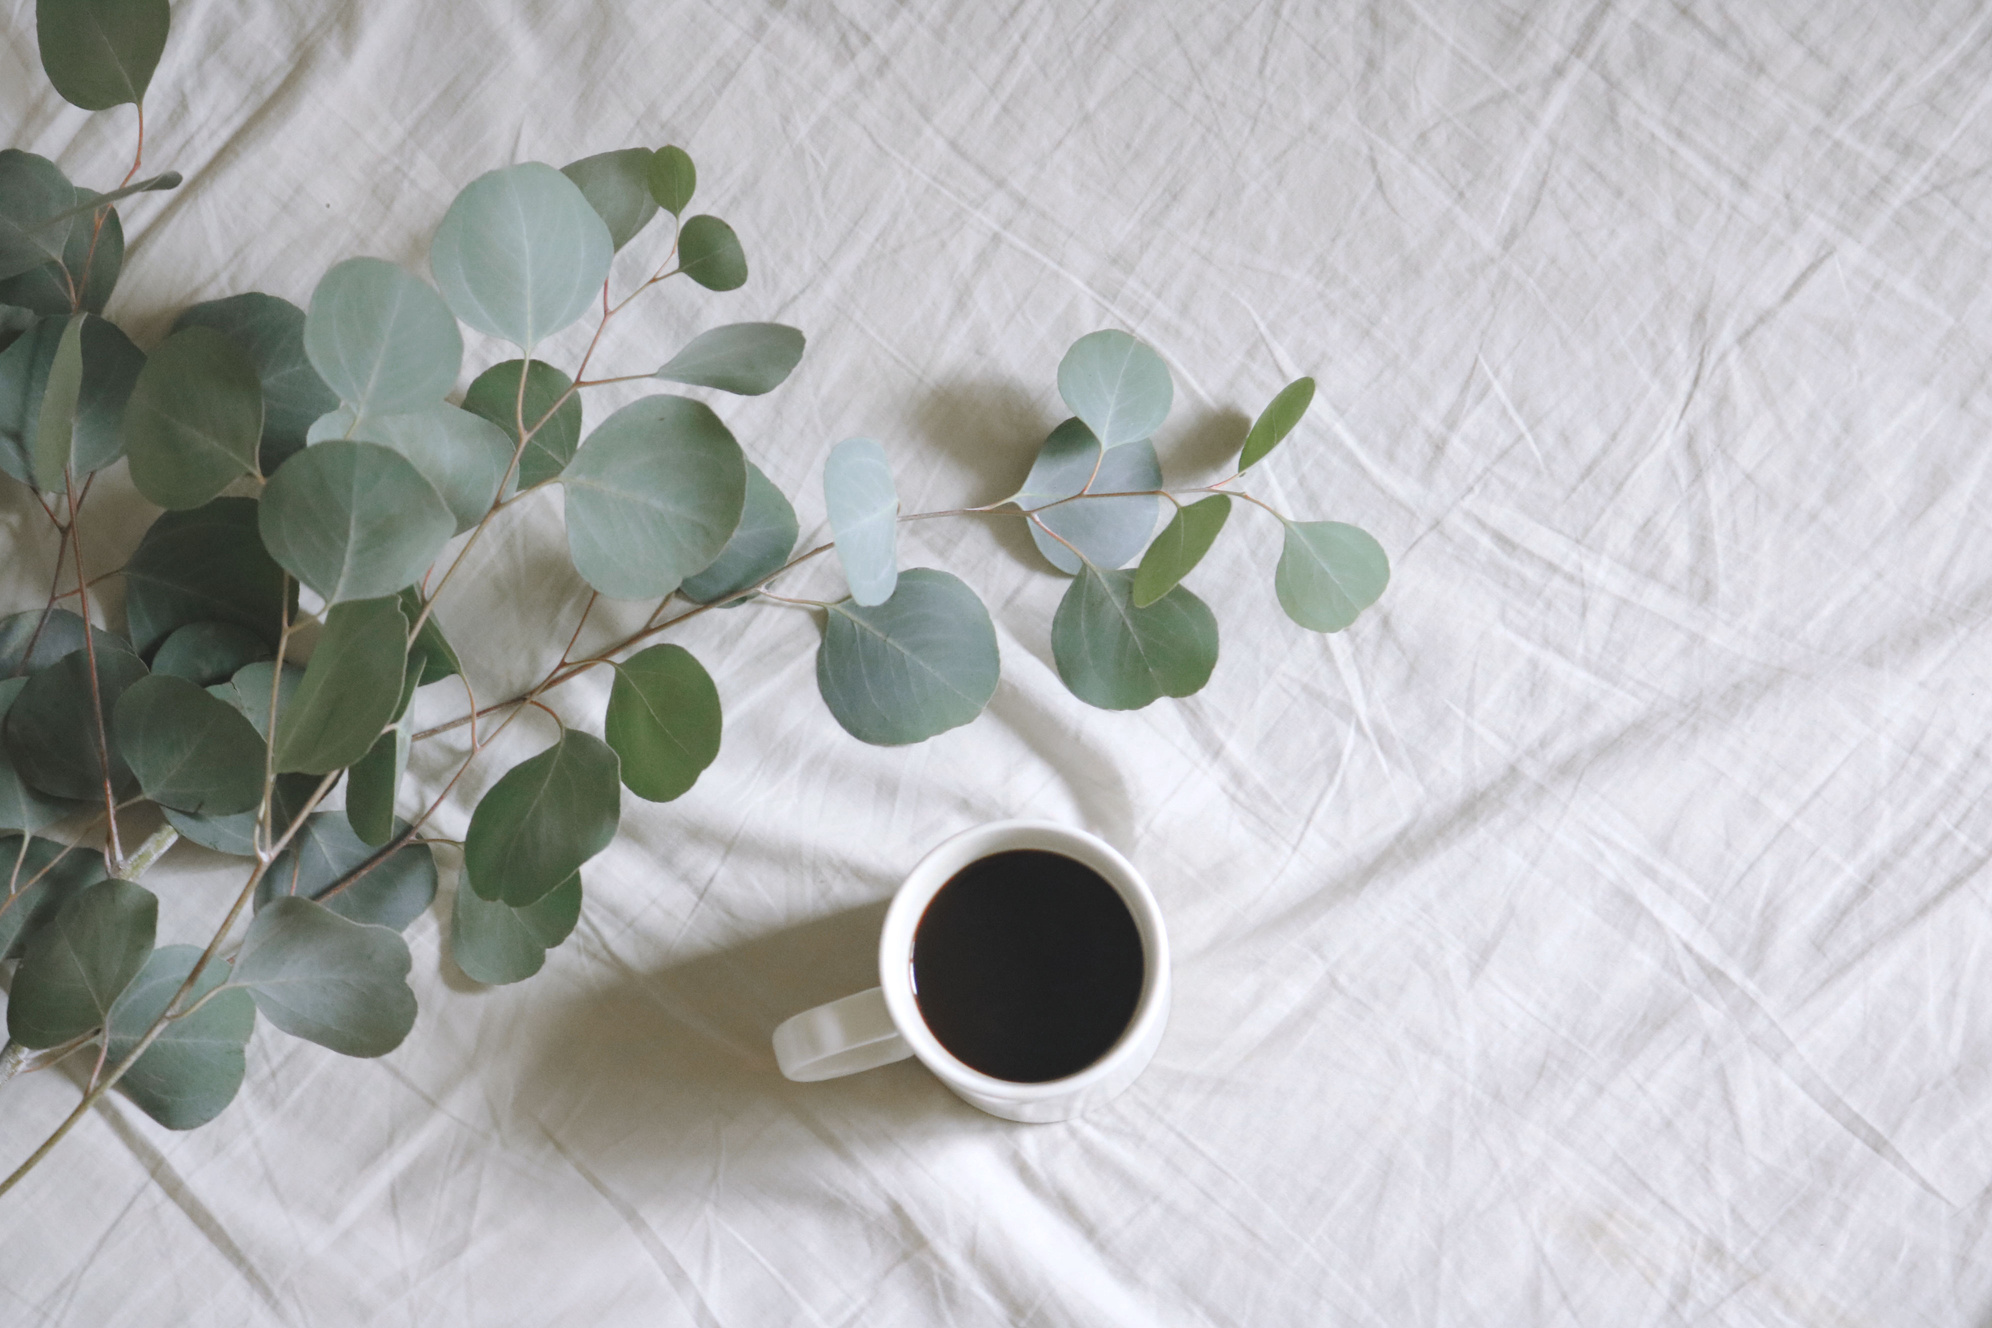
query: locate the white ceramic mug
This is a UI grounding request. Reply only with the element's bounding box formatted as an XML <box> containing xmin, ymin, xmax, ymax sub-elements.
<box><xmin>771</xmin><ymin>820</ymin><xmax>1171</xmax><ymax>1123</ymax></box>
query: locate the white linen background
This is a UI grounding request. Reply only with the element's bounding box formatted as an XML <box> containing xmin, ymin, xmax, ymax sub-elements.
<box><xmin>3</xmin><ymin>0</ymin><xmax>1991</xmax><ymax>1322</ymax></box>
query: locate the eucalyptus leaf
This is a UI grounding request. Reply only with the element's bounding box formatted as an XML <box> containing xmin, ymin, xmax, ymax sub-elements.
<box><xmin>0</xmin><ymin>315</ymin><xmax>62</xmax><ymax>483</ymax></box>
<box><xmin>1238</xmin><ymin>377</ymin><xmax>1315</xmax><ymax>470</ymax></box>
<box><xmin>561</xmin><ymin>149</ymin><xmax>659</xmax><ymax>252</ymax></box>
<box><xmin>0</xmin><ymin>151</ymin><xmax>77</xmax><ymax>281</ymax></box>
<box><xmin>230</xmin><ymin>896</ymin><xmax>416</xmax><ymax>1057</ymax></box>
<box><xmin>123</xmin><ymin>324</ymin><xmax>264</xmax><ymax>509</ymax></box>
<box><xmin>1274</xmin><ymin>520</ymin><xmax>1389</xmax><ymax>633</ymax></box>
<box><xmin>0</xmin><ymin>678</ymin><xmax>72</xmax><ymax>833</ymax></box>
<box><xmin>113</xmin><ymin>673</ymin><xmax>265</xmax><ymax>814</ymax></box>
<box><xmin>257</xmin><ymin>812</ymin><xmax>435</xmax><ymax>932</ymax></box>
<box><xmin>430</xmin><ymin>162</ymin><xmax>613</xmax><ymax>350</ymax></box>
<box><xmin>124</xmin><ymin>498</ymin><xmax>290</xmax><ymax>655</ymax></box>
<box><xmin>7</xmin><ymin>876</ymin><xmax>156</xmax><ymax>1049</ymax></box>
<box><xmin>463</xmin><ymin>729</ymin><xmax>620</xmax><ymax>906</ymax></box>
<box><xmin>174</xmin><ymin>292</ymin><xmax>339</xmax><ymax>473</ymax></box>
<box><xmin>304</xmin><ymin>257</ymin><xmax>462</xmax><ymax>422</ymax></box>
<box><xmin>105</xmin><ymin>945</ymin><xmax>256</xmax><ymax>1130</ymax></box>
<box><xmin>2</xmin><ymin>643</ymin><xmax>147</xmax><ymax>800</ymax></box>
<box><xmin>0</xmin><ymin>833</ymin><xmax>103</xmax><ymax>958</ymax></box>
<box><xmin>35</xmin><ymin>0</ymin><xmax>170</xmax><ymax>110</ymax></box>
<box><xmin>450</xmin><ymin>871</ymin><xmax>581</xmax><ymax>986</ymax></box>
<box><xmin>0</xmin><ymin>606</ymin><xmax>125</xmax><ymax>678</ymax></box>
<box><xmin>218</xmin><ymin>659</ymin><xmax>303</xmax><ymax>743</ymax></box>
<box><xmin>398</xmin><ymin>588</ymin><xmax>460</xmax><ymax>684</ymax></box>
<box><xmin>679</xmin><ymin>461</ymin><xmax>797</xmax><ymax>605</ymax></box>
<box><xmin>648</xmin><ymin>146</ymin><xmax>695</xmax><ymax>215</ymax></box>
<box><xmin>260</xmin><ymin>439</ymin><xmax>455</xmax><ymax>604</ymax></box>
<box><xmin>462</xmin><ymin>358</ymin><xmax>579</xmax><ymax>489</ymax></box>
<box><xmin>1051</xmin><ymin>565</ymin><xmax>1217</xmax><ymax>711</ymax></box>
<box><xmin>162</xmin><ymin>770</ymin><xmax>313</xmax><ymax>858</ymax></box>
<box><xmin>24</xmin><ymin>172</ymin><xmax>179</xmax><ymax>231</ymax></box>
<box><xmin>1056</xmin><ymin>330</ymin><xmax>1172</xmax><ymax>449</ymax></box>
<box><xmin>30</xmin><ymin>312</ymin><xmax>84</xmax><ymax>490</ymax></box>
<box><xmin>816</xmin><ymin>568</ymin><xmax>999</xmax><ymax>746</ymax></box>
<box><xmin>149</xmin><ymin>622</ymin><xmax>272</xmax><ymax>686</ymax></box>
<box><xmin>273</xmin><ymin>596</ymin><xmax>407</xmax><ymax>775</ymax></box>
<box><xmin>0</xmin><ymin>189</ymin><xmax>122</xmax><ymax>316</ymax></box>
<box><xmin>1015</xmin><ymin>419</ymin><xmax>1161</xmax><ymax>574</ymax></box>
<box><xmin>823</xmin><ymin>437</ymin><xmax>898</xmax><ymax>606</ymax></box>
<box><xmin>0</xmin><ymin>313</ymin><xmax>144</xmax><ymax>487</ymax></box>
<box><xmin>605</xmin><ymin>645</ymin><xmax>721</xmax><ymax>803</ymax></box>
<box><xmin>653</xmin><ymin>323</ymin><xmax>804</xmax><ymax>396</ymax></box>
<box><xmin>1132</xmin><ymin>494</ymin><xmax>1230</xmax><ymax>607</ymax></box>
<box><xmin>344</xmin><ymin>403</ymin><xmax>512</xmax><ymax>534</ymax></box>
<box><xmin>677</xmin><ymin>215</ymin><xmax>747</xmax><ymax>291</ymax></box>
<box><xmin>561</xmin><ymin>395</ymin><xmax>746</xmax><ymax>600</ymax></box>
<box><xmin>343</xmin><ymin>724</ymin><xmax>408</xmax><ymax>847</ymax></box>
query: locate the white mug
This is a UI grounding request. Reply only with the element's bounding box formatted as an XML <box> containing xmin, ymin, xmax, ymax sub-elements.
<box><xmin>771</xmin><ymin>820</ymin><xmax>1171</xmax><ymax>1123</ymax></box>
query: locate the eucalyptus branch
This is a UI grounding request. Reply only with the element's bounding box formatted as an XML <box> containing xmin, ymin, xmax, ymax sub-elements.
<box><xmin>63</xmin><ymin>472</ymin><xmax>121</xmax><ymax>872</ymax></box>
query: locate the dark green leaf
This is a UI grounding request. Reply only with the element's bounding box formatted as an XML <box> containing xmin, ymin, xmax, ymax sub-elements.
<box><xmin>30</xmin><ymin>313</ymin><xmax>83</xmax><ymax>489</ymax></box>
<box><xmin>217</xmin><ymin>659</ymin><xmax>303</xmax><ymax>743</ymax></box>
<box><xmin>561</xmin><ymin>149</ymin><xmax>659</xmax><ymax>251</ymax></box>
<box><xmin>397</xmin><ymin>589</ymin><xmax>459</xmax><ymax>684</ymax></box>
<box><xmin>273</xmin><ymin>596</ymin><xmax>406</xmax><ymax>775</ymax></box>
<box><xmin>561</xmin><ymin>395</ymin><xmax>746</xmax><ymax>600</ymax></box>
<box><xmin>1056</xmin><ymin>330</ymin><xmax>1172</xmax><ymax>449</ymax></box>
<box><xmin>605</xmin><ymin>645</ymin><xmax>721</xmax><ymax>802</ymax></box>
<box><xmin>229</xmin><ymin>896</ymin><xmax>415</xmax><ymax>1057</ymax></box>
<box><xmin>1051</xmin><ymin>565</ymin><xmax>1217</xmax><ymax>711</ymax></box>
<box><xmin>7</xmin><ymin>876</ymin><xmax>155</xmax><ymax>1048</ymax></box>
<box><xmin>260</xmin><ymin>439</ymin><xmax>454</xmax><ymax>603</ymax></box>
<box><xmin>343</xmin><ymin>725</ymin><xmax>407</xmax><ymax>846</ymax></box>
<box><xmin>680</xmin><ymin>461</ymin><xmax>797</xmax><ymax>605</ymax></box>
<box><xmin>430</xmin><ymin>163</ymin><xmax>613</xmax><ymax>350</ymax></box>
<box><xmin>450</xmin><ymin>871</ymin><xmax>580</xmax><ymax>985</ymax></box>
<box><xmin>1274</xmin><ymin>520</ymin><xmax>1389</xmax><ymax>633</ymax></box>
<box><xmin>2</xmin><ymin>643</ymin><xmax>147</xmax><ymax>800</ymax></box>
<box><xmin>823</xmin><ymin>437</ymin><xmax>898</xmax><ymax>606</ymax></box>
<box><xmin>676</xmin><ymin>215</ymin><xmax>746</xmax><ymax>291</ymax></box>
<box><xmin>124</xmin><ymin>498</ymin><xmax>290</xmax><ymax>655</ymax></box>
<box><xmin>124</xmin><ymin>324</ymin><xmax>264</xmax><ymax>508</ymax></box>
<box><xmin>162</xmin><ymin>770</ymin><xmax>313</xmax><ymax>858</ymax></box>
<box><xmin>256</xmin><ymin>812</ymin><xmax>435</xmax><ymax>932</ymax></box>
<box><xmin>461</xmin><ymin>358</ymin><xmax>579</xmax><ymax>489</ymax></box>
<box><xmin>816</xmin><ymin>568</ymin><xmax>999</xmax><ymax>746</ymax></box>
<box><xmin>105</xmin><ymin>944</ymin><xmax>256</xmax><ymax>1130</ymax></box>
<box><xmin>24</xmin><ymin>172</ymin><xmax>179</xmax><ymax>233</ymax></box>
<box><xmin>303</xmin><ymin>257</ymin><xmax>461</xmax><ymax>423</ymax></box>
<box><xmin>66</xmin><ymin>314</ymin><xmax>142</xmax><ymax>474</ymax></box>
<box><xmin>173</xmin><ymin>292</ymin><xmax>339</xmax><ymax>473</ymax></box>
<box><xmin>0</xmin><ymin>313</ymin><xmax>143</xmax><ymax>487</ymax></box>
<box><xmin>1015</xmin><ymin>418</ymin><xmax>1160</xmax><ymax>574</ymax></box>
<box><xmin>1132</xmin><ymin>495</ymin><xmax>1230</xmax><ymax>607</ymax></box>
<box><xmin>0</xmin><ymin>315</ymin><xmax>62</xmax><ymax>484</ymax></box>
<box><xmin>0</xmin><ymin>151</ymin><xmax>77</xmax><ymax>281</ymax></box>
<box><xmin>35</xmin><ymin>0</ymin><xmax>169</xmax><ymax>110</ymax></box>
<box><xmin>0</xmin><ymin>189</ymin><xmax>123</xmax><ymax>316</ymax></box>
<box><xmin>113</xmin><ymin>673</ymin><xmax>264</xmax><ymax>814</ymax></box>
<box><xmin>0</xmin><ymin>678</ymin><xmax>73</xmax><ymax>833</ymax></box>
<box><xmin>463</xmin><ymin>729</ymin><xmax>619</xmax><ymax>906</ymax></box>
<box><xmin>653</xmin><ymin>323</ymin><xmax>804</xmax><ymax>396</ymax></box>
<box><xmin>0</xmin><ymin>606</ymin><xmax>125</xmax><ymax>678</ymax></box>
<box><xmin>1238</xmin><ymin>377</ymin><xmax>1315</xmax><ymax>470</ymax></box>
<box><xmin>149</xmin><ymin>622</ymin><xmax>272</xmax><ymax>686</ymax></box>
<box><xmin>648</xmin><ymin>146</ymin><xmax>696</xmax><ymax>215</ymax></box>
<box><xmin>0</xmin><ymin>833</ymin><xmax>103</xmax><ymax>958</ymax></box>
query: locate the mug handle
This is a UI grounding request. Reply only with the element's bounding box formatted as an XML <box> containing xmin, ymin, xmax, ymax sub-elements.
<box><xmin>773</xmin><ymin>988</ymin><xmax>915</xmax><ymax>1082</ymax></box>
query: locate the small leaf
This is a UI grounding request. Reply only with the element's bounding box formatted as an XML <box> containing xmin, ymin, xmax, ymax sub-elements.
<box><xmin>1015</xmin><ymin>419</ymin><xmax>1161</xmax><ymax>574</ymax></box>
<box><xmin>0</xmin><ymin>679</ymin><xmax>73</xmax><ymax>833</ymax></box>
<box><xmin>1132</xmin><ymin>495</ymin><xmax>1230</xmax><ymax>607</ymax></box>
<box><xmin>66</xmin><ymin>314</ymin><xmax>143</xmax><ymax>475</ymax></box>
<box><xmin>0</xmin><ymin>151</ymin><xmax>77</xmax><ymax>282</ymax></box>
<box><xmin>398</xmin><ymin>588</ymin><xmax>460</xmax><ymax>684</ymax></box>
<box><xmin>677</xmin><ymin>215</ymin><xmax>747</xmax><ymax>291</ymax></box>
<box><xmin>648</xmin><ymin>146</ymin><xmax>696</xmax><ymax>215</ymax></box>
<box><xmin>123</xmin><ymin>324</ymin><xmax>264</xmax><ymax>509</ymax></box>
<box><xmin>343</xmin><ymin>724</ymin><xmax>408</xmax><ymax>847</ymax></box>
<box><xmin>816</xmin><ymin>568</ymin><xmax>999</xmax><ymax>746</ymax></box>
<box><xmin>273</xmin><ymin>596</ymin><xmax>407</xmax><ymax>775</ymax></box>
<box><xmin>450</xmin><ymin>871</ymin><xmax>581</xmax><ymax>986</ymax></box>
<box><xmin>162</xmin><ymin>770</ymin><xmax>314</xmax><ymax>858</ymax></box>
<box><xmin>256</xmin><ymin>812</ymin><xmax>435</xmax><ymax>932</ymax></box>
<box><xmin>464</xmin><ymin>729</ymin><xmax>620</xmax><ymax>906</ymax></box>
<box><xmin>260</xmin><ymin>439</ymin><xmax>455</xmax><ymax>604</ymax></box>
<box><xmin>1056</xmin><ymin>330</ymin><xmax>1172</xmax><ymax>449</ymax></box>
<box><xmin>0</xmin><ymin>833</ymin><xmax>103</xmax><ymax>958</ymax></box>
<box><xmin>149</xmin><ymin>622</ymin><xmax>272</xmax><ymax>687</ymax></box>
<box><xmin>303</xmin><ymin>257</ymin><xmax>462</xmax><ymax>423</ymax></box>
<box><xmin>173</xmin><ymin>292</ymin><xmax>339</xmax><ymax>474</ymax></box>
<box><xmin>35</xmin><ymin>0</ymin><xmax>170</xmax><ymax>110</ymax></box>
<box><xmin>561</xmin><ymin>149</ymin><xmax>659</xmax><ymax>251</ymax></box>
<box><xmin>2</xmin><ymin>643</ymin><xmax>147</xmax><ymax>800</ymax></box>
<box><xmin>461</xmin><ymin>358</ymin><xmax>580</xmax><ymax>489</ymax></box>
<box><xmin>124</xmin><ymin>498</ymin><xmax>290</xmax><ymax>656</ymax></box>
<box><xmin>230</xmin><ymin>896</ymin><xmax>416</xmax><ymax>1057</ymax></box>
<box><xmin>1238</xmin><ymin>376</ymin><xmax>1315</xmax><ymax>470</ymax></box>
<box><xmin>653</xmin><ymin>323</ymin><xmax>804</xmax><ymax>396</ymax></box>
<box><xmin>29</xmin><ymin>312</ymin><xmax>83</xmax><ymax>490</ymax></box>
<box><xmin>113</xmin><ymin>673</ymin><xmax>265</xmax><ymax>814</ymax></box>
<box><xmin>823</xmin><ymin>437</ymin><xmax>898</xmax><ymax>606</ymax></box>
<box><xmin>105</xmin><ymin>945</ymin><xmax>256</xmax><ymax>1130</ymax></box>
<box><xmin>0</xmin><ymin>313</ymin><xmax>144</xmax><ymax>488</ymax></box>
<box><xmin>430</xmin><ymin>163</ymin><xmax>613</xmax><ymax>350</ymax></box>
<box><xmin>219</xmin><ymin>659</ymin><xmax>303</xmax><ymax>743</ymax></box>
<box><xmin>344</xmin><ymin>403</ymin><xmax>513</xmax><ymax>534</ymax></box>
<box><xmin>1274</xmin><ymin>520</ymin><xmax>1389</xmax><ymax>633</ymax></box>
<box><xmin>0</xmin><ymin>606</ymin><xmax>125</xmax><ymax>678</ymax></box>
<box><xmin>7</xmin><ymin>876</ymin><xmax>156</xmax><ymax>1048</ymax></box>
<box><xmin>561</xmin><ymin>395</ymin><xmax>746</xmax><ymax>600</ymax></box>
<box><xmin>23</xmin><ymin>171</ymin><xmax>179</xmax><ymax>231</ymax></box>
<box><xmin>605</xmin><ymin>645</ymin><xmax>721</xmax><ymax>802</ymax></box>
<box><xmin>1051</xmin><ymin>565</ymin><xmax>1217</xmax><ymax>711</ymax></box>
<box><xmin>0</xmin><ymin>189</ymin><xmax>123</xmax><ymax>317</ymax></box>
<box><xmin>679</xmin><ymin>461</ymin><xmax>798</xmax><ymax>605</ymax></box>
<box><xmin>0</xmin><ymin>316</ymin><xmax>62</xmax><ymax>484</ymax></box>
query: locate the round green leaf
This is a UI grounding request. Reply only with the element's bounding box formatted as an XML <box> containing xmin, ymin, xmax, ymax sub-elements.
<box><xmin>230</xmin><ymin>896</ymin><xmax>416</xmax><ymax>1058</ymax></box>
<box><xmin>2</xmin><ymin>643</ymin><xmax>147</xmax><ymax>800</ymax></box>
<box><xmin>1132</xmin><ymin>494</ymin><xmax>1231</xmax><ymax>607</ymax></box>
<box><xmin>260</xmin><ymin>439</ymin><xmax>455</xmax><ymax>604</ymax></box>
<box><xmin>1015</xmin><ymin>419</ymin><xmax>1161</xmax><ymax>574</ymax></box>
<box><xmin>303</xmin><ymin>257</ymin><xmax>462</xmax><ymax>422</ymax></box>
<box><xmin>648</xmin><ymin>146</ymin><xmax>696</xmax><ymax>216</ymax></box>
<box><xmin>463</xmin><ymin>729</ymin><xmax>620</xmax><ymax>906</ymax></box>
<box><xmin>429</xmin><ymin>162</ymin><xmax>613</xmax><ymax>350</ymax></box>
<box><xmin>162</xmin><ymin>770</ymin><xmax>314</xmax><ymax>859</ymax></box>
<box><xmin>0</xmin><ymin>151</ymin><xmax>79</xmax><ymax>282</ymax></box>
<box><xmin>605</xmin><ymin>645</ymin><xmax>721</xmax><ymax>802</ymax></box>
<box><xmin>113</xmin><ymin>673</ymin><xmax>265</xmax><ymax>814</ymax></box>
<box><xmin>173</xmin><ymin>292</ymin><xmax>339</xmax><ymax>473</ymax></box>
<box><xmin>8</xmin><ymin>876</ymin><xmax>156</xmax><ymax>1048</ymax></box>
<box><xmin>815</xmin><ymin>568</ymin><xmax>999</xmax><ymax>746</ymax></box>
<box><xmin>561</xmin><ymin>149</ymin><xmax>659</xmax><ymax>252</ymax></box>
<box><xmin>218</xmin><ymin>659</ymin><xmax>302</xmax><ymax>743</ymax></box>
<box><xmin>653</xmin><ymin>323</ymin><xmax>804</xmax><ymax>396</ymax></box>
<box><xmin>149</xmin><ymin>621</ymin><xmax>272</xmax><ymax>687</ymax></box>
<box><xmin>0</xmin><ymin>678</ymin><xmax>74</xmax><ymax>833</ymax></box>
<box><xmin>677</xmin><ymin>215</ymin><xmax>747</xmax><ymax>291</ymax></box>
<box><xmin>560</xmin><ymin>395</ymin><xmax>746</xmax><ymax>600</ymax></box>
<box><xmin>1056</xmin><ymin>330</ymin><xmax>1172</xmax><ymax>449</ymax></box>
<box><xmin>343</xmin><ymin>403</ymin><xmax>513</xmax><ymax>534</ymax></box>
<box><xmin>35</xmin><ymin>0</ymin><xmax>169</xmax><ymax>110</ymax></box>
<box><xmin>0</xmin><ymin>606</ymin><xmax>125</xmax><ymax>678</ymax></box>
<box><xmin>0</xmin><ymin>189</ymin><xmax>123</xmax><ymax>316</ymax></box>
<box><xmin>1238</xmin><ymin>377</ymin><xmax>1315</xmax><ymax>470</ymax></box>
<box><xmin>1274</xmin><ymin>520</ymin><xmax>1390</xmax><ymax>633</ymax></box>
<box><xmin>124</xmin><ymin>498</ymin><xmax>290</xmax><ymax>656</ymax></box>
<box><xmin>105</xmin><ymin>944</ymin><xmax>256</xmax><ymax>1130</ymax></box>
<box><xmin>0</xmin><ymin>833</ymin><xmax>104</xmax><ymax>958</ymax></box>
<box><xmin>823</xmin><ymin>436</ymin><xmax>898</xmax><ymax>606</ymax></box>
<box><xmin>450</xmin><ymin>871</ymin><xmax>581</xmax><ymax>986</ymax></box>
<box><xmin>680</xmin><ymin>461</ymin><xmax>798</xmax><ymax>605</ymax></box>
<box><xmin>256</xmin><ymin>812</ymin><xmax>435</xmax><ymax>932</ymax></box>
<box><xmin>343</xmin><ymin>724</ymin><xmax>407</xmax><ymax>847</ymax></box>
<box><xmin>1051</xmin><ymin>565</ymin><xmax>1218</xmax><ymax>711</ymax></box>
<box><xmin>273</xmin><ymin>596</ymin><xmax>407</xmax><ymax>775</ymax></box>
<box><xmin>462</xmin><ymin>358</ymin><xmax>580</xmax><ymax>489</ymax></box>
<box><xmin>124</xmin><ymin>324</ymin><xmax>264</xmax><ymax>509</ymax></box>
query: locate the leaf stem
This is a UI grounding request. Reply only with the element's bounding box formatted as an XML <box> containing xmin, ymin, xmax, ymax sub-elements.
<box><xmin>64</xmin><ymin>473</ymin><xmax>121</xmax><ymax>873</ymax></box>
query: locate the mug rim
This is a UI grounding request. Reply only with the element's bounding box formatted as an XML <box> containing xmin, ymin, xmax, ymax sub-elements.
<box><xmin>876</xmin><ymin>819</ymin><xmax>1170</xmax><ymax>1104</ymax></box>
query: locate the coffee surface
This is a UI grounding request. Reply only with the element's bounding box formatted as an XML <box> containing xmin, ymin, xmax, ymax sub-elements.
<box><xmin>910</xmin><ymin>849</ymin><xmax>1145</xmax><ymax>1083</ymax></box>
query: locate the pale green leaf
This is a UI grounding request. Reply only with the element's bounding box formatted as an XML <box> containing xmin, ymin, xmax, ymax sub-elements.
<box><xmin>256</xmin><ymin>812</ymin><xmax>435</xmax><ymax>932</ymax></box>
<box><xmin>679</xmin><ymin>461</ymin><xmax>797</xmax><ymax>605</ymax></box>
<box><xmin>1056</xmin><ymin>330</ymin><xmax>1172</xmax><ymax>448</ymax></box>
<box><xmin>344</xmin><ymin>403</ymin><xmax>512</xmax><ymax>534</ymax></box>
<box><xmin>1051</xmin><ymin>565</ymin><xmax>1217</xmax><ymax>711</ymax></box>
<box><xmin>259</xmin><ymin>439</ymin><xmax>454</xmax><ymax>604</ymax></box>
<box><xmin>1274</xmin><ymin>520</ymin><xmax>1389</xmax><ymax>632</ymax></box>
<box><xmin>230</xmin><ymin>896</ymin><xmax>415</xmax><ymax>1057</ymax></box>
<box><xmin>430</xmin><ymin>163</ymin><xmax>613</xmax><ymax>350</ymax></box>
<box><xmin>463</xmin><ymin>730</ymin><xmax>620</xmax><ymax>907</ymax></box>
<box><xmin>303</xmin><ymin>257</ymin><xmax>462</xmax><ymax>421</ymax></box>
<box><xmin>653</xmin><ymin>323</ymin><xmax>804</xmax><ymax>396</ymax></box>
<box><xmin>823</xmin><ymin>437</ymin><xmax>897</xmax><ymax>606</ymax></box>
<box><xmin>816</xmin><ymin>568</ymin><xmax>999</xmax><ymax>746</ymax></box>
<box><xmin>1015</xmin><ymin>418</ymin><xmax>1161</xmax><ymax>574</ymax></box>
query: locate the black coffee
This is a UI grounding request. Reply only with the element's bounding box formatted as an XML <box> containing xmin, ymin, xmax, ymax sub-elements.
<box><xmin>910</xmin><ymin>848</ymin><xmax>1145</xmax><ymax>1083</ymax></box>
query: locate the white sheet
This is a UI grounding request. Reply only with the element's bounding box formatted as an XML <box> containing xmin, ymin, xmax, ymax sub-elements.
<box><xmin>4</xmin><ymin>0</ymin><xmax>1991</xmax><ymax>1322</ymax></box>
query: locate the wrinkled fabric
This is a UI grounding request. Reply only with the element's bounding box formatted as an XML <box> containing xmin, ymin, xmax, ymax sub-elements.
<box><xmin>3</xmin><ymin>0</ymin><xmax>1991</xmax><ymax>1323</ymax></box>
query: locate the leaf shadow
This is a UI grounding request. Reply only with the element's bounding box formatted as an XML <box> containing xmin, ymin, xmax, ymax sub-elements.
<box><xmin>1161</xmin><ymin>405</ymin><xmax>1251</xmax><ymax>483</ymax></box>
<box><xmin>908</xmin><ymin>377</ymin><xmax>1055</xmax><ymax>572</ymax></box>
